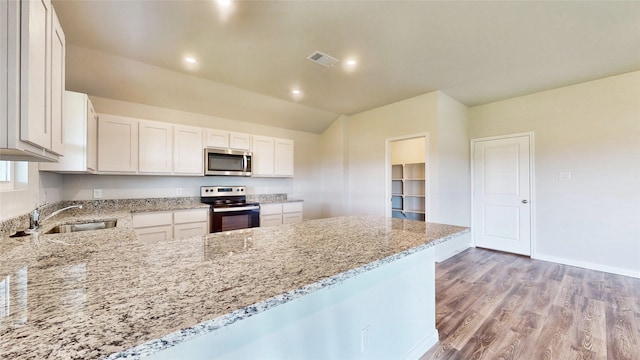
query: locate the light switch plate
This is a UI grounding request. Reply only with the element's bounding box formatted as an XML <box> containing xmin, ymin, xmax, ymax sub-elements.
<box><xmin>558</xmin><ymin>172</ymin><xmax>571</xmax><ymax>181</ymax></box>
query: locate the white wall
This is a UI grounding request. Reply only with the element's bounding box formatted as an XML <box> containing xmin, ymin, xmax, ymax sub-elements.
<box><xmin>469</xmin><ymin>71</ymin><xmax>640</xmax><ymax>277</ymax></box>
<box><xmin>434</xmin><ymin>92</ymin><xmax>470</xmax><ymax>226</ymax></box>
<box><xmin>346</xmin><ymin>92</ymin><xmax>440</xmax><ymax>218</ymax></box>
<box><xmin>319</xmin><ymin>116</ymin><xmax>350</xmax><ymax>218</ymax></box>
<box><xmin>322</xmin><ymin>91</ymin><xmax>471</xmax><ymax>227</ymax></box>
<box><xmin>0</xmin><ymin>162</ymin><xmax>66</xmax><ymax>221</ymax></box>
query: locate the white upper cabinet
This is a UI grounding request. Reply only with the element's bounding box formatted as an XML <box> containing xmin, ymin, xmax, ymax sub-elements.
<box><xmin>274</xmin><ymin>138</ymin><xmax>294</xmax><ymax>177</ymax></box>
<box><xmin>40</xmin><ymin>91</ymin><xmax>97</xmax><ymax>173</ymax></box>
<box><xmin>97</xmin><ymin>114</ymin><xmax>139</xmax><ymax>173</ymax></box>
<box><xmin>205</xmin><ymin>129</ymin><xmax>229</xmax><ymax>148</ymax></box>
<box><xmin>252</xmin><ymin>135</ymin><xmax>294</xmax><ymax>177</ymax></box>
<box><xmin>138</xmin><ymin>120</ymin><xmax>173</xmax><ymax>174</ymax></box>
<box><xmin>1</xmin><ymin>0</ymin><xmax>65</xmax><ymax>162</ymax></box>
<box><xmin>252</xmin><ymin>135</ymin><xmax>275</xmax><ymax>176</ymax></box>
<box><xmin>229</xmin><ymin>132</ymin><xmax>251</xmax><ymax>150</ymax></box>
<box><xmin>173</xmin><ymin>125</ymin><xmax>203</xmax><ymax>175</ymax></box>
<box><xmin>48</xmin><ymin>7</ymin><xmax>65</xmax><ymax>156</ymax></box>
<box><xmin>96</xmin><ymin>115</ymin><xmax>204</xmax><ymax>176</ymax></box>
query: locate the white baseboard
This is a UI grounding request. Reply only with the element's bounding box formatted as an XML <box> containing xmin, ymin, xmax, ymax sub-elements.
<box><xmin>402</xmin><ymin>329</ymin><xmax>439</xmax><ymax>360</ymax></box>
<box><xmin>533</xmin><ymin>253</ymin><xmax>640</xmax><ymax>279</ymax></box>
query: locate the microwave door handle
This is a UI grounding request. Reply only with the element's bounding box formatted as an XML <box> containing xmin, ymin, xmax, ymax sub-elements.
<box><xmin>243</xmin><ymin>155</ymin><xmax>248</xmax><ymax>172</ymax></box>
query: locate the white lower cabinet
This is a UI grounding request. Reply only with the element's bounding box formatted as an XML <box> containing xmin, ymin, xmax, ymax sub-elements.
<box><xmin>136</xmin><ymin>225</ymin><xmax>173</xmax><ymax>242</ymax></box>
<box><xmin>133</xmin><ymin>208</ymin><xmax>209</xmax><ymax>241</ymax></box>
<box><xmin>260</xmin><ymin>202</ymin><xmax>303</xmax><ymax>227</ymax></box>
<box><xmin>132</xmin><ymin>211</ymin><xmax>173</xmax><ymax>242</ymax></box>
<box><xmin>173</xmin><ymin>208</ymin><xmax>209</xmax><ymax>238</ymax></box>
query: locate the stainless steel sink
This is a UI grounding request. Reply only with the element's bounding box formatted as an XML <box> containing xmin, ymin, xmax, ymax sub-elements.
<box><xmin>46</xmin><ymin>220</ymin><xmax>117</xmax><ymax>234</ymax></box>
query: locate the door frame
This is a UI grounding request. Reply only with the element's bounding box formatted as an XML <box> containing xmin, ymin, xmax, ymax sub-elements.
<box><xmin>385</xmin><ymin>133</ymin><xmax>430</xmax><ymax>220</ymax></box>
<box><xmin>470</xmin><ymin>132</ymin><xmax>536</xmax><ymax>257</ymax></box>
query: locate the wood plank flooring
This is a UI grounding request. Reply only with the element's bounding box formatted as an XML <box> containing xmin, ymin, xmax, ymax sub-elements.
<box><xmin>419</xmin><ymin>247</ymin><xmax>640</xmax><ymax>360</ymax></box>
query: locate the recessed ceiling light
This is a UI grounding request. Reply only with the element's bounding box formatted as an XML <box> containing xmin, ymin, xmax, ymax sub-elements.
<box><xmin>218</xmin><ymin>0</ymin><xmax>232</xmax><ymax>7</ymax></box>
<box><xmin>292</xmin><ymin>89</ymin><xmax>301</xmax><ymax>95</ymax></box>
<box><xmin>346</xmin><ymin>59</ymin><xmax>357</xmax><ymax>66</ymax></box>
<box><xmin>184</xmin><ymin>57</ymin><xmax>197</xmax><ymax>64</ymax></box>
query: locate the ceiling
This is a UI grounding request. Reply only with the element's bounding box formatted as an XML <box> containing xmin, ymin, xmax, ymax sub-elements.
<box><xmin>52</xmin><ymin>1</ymin><xmax>640</xmax><ymax>134</ymax></box>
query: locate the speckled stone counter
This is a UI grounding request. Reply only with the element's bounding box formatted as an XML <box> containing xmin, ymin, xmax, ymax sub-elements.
<box><xmin>0</xmin><ymin>213</ymin><xmax>468</xmax><ymax>359</ymax></box>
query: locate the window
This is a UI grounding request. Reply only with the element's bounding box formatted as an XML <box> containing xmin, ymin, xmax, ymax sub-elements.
<box><xmin>0</xmin><ymin>161</ymin><xmax>13</xmax><ymax>190</ymax></box>
<box><xmin>0</xmin><ymin>161</ymin><xmax>27</xmax><ymax>191</ymax></box>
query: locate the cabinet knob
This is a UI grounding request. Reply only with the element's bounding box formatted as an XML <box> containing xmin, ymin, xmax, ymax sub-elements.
<box><xmin>522</xmin><ymin>199</ymin><xmax>528</xmax><ymax>204</ymax></box>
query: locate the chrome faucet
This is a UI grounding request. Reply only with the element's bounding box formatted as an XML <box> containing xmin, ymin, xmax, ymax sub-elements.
<box><xmin>28</xmin><ymin>205</ymin><xmax>83</xmax><ymax>231</ymax></box>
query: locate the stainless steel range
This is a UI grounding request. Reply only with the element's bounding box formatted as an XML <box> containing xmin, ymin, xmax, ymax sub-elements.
<box><xmin>201</xmin><ymin>186</ymin><xmax>260</xmax><ymax>232</ymax></box>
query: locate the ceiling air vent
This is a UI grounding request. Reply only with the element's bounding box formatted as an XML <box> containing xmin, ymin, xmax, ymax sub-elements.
<box><xmin>307</xmin><ymin>51</ymin><xmax>339</xmax><ymax>67</ymax></box>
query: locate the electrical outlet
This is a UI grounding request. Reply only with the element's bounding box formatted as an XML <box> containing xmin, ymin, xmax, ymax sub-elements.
<box><xmin>175</xmin><ymin>188</ymin><xmax>182</xmax><ymax>196</ymax></box>
<box><xmin>361</xmin><ymin>325</ymin><xmax>371</xmax><ymax>353</ymax></box>
<box><xmin>558</xmin><ymin>172</ymin><xmax>571</xmax><ymax>181</ymax></box>
<box><xmin>93</xmin><ymin>189</ymin><xmax>103</xmax><ymax>199</ymax></box>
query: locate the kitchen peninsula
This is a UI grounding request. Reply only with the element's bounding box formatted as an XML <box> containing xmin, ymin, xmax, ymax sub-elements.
<box><xmin>0</xmin><ymin>209</ymin><xmax>468</xmax><ymax>359</ymax></box>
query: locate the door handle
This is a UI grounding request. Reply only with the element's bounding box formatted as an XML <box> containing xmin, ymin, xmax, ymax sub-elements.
<box><xmin>522</xmin><ymin>200</ymin><xmax>528</xmax><ymax>204</ymax></box>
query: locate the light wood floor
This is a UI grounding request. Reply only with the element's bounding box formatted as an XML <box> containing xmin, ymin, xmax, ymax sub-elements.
<box><xmin>419</xmin><ymin>247</ymin><xmax>640</xmax><ymax>360</ymax></box>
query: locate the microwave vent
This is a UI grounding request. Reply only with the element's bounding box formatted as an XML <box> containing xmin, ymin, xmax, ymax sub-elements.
<box><xmin>307</xmin><ymin>51</ymin><xmax>339</xmax><ymax>67</ymax></box>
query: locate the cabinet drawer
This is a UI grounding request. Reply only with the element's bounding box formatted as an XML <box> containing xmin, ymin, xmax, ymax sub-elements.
<box><xmin>282</xmin><ymin>202</ymin><xmax>303</xmax><ymax>213</ymax></box>
<box><xmin>282</xmin><ymin>212</ymin><xmax>303</xmax><ymax>224</ymax></box>
<box><xmin>174</xmin><ymin>222</ymin><xmax>208</xmax><ymax>238</ymax></box>
<box><xmin>260</xmin><ymin>203</ymin><xmax>282</xmax><ymax>215</ymax></box>
<box><xmin>135</xmin><ymin>225</ymin><xmax>172</xmax><ymax>242</ymax></box>
<box><xmin>260</xmin><ymin>214</ymin><xmax>282</xmax><ymax>227</ymax></box>
<box><xmin>174</xmin><ymin>208</ymin><xmax>208</xmax><ymax>224</ymax></box>
<box><xmin>133</xmin><ymin>211</ymin><xmax>173</xmax><ymax>228</ymax></box>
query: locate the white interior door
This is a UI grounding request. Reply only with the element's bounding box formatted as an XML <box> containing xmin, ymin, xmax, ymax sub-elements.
<box><xmin>472</xmin><ymin>134</ymin><xmax>532</xmax><ymax>256</ymax></box>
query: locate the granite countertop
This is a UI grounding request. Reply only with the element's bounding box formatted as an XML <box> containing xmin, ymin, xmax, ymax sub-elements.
<box><xmin>0</xmin><ymin>210</ymin><xmax>468</xmax><ymax>360</ymax></box>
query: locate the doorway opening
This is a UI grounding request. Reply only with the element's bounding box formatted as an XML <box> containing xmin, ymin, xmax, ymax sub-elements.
<box><xmin>386</xmin><ymin>134</ymin><xmax>428</xmax><ymax>221</ymax></box>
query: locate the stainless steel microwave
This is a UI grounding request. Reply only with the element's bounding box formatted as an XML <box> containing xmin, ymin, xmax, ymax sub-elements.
<box><xmin>204</xmin><ymin>148</ymin><xmax>252</xmax><ymax>176</ymax></box>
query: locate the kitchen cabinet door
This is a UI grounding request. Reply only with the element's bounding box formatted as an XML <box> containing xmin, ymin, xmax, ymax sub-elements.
<box><xmin>139</xmin><ymin>120</ymin><xmax>172</xmax><ymax>174</ymax></box>
<box><xmin>260</xmin><ymin>214</ymin><xmax>282</xmax><ymax>227</ymax></box>
<box><xmin>1</xmin><ymin>0</ymin><xmax>64</xmax><ymax>162</ymax></box>
<box><xmin>229</xmin><ymin>132</ymin><xmax>251</xmax><ymax>150</ymax></box>
<box><xmin>205</xmin><ymin>129</ymin><xmax>229</xmax><ymax>148</ymax></box>
<box><xmin>282</xmin><ymin>212</ymin><xmax>303</xmax><ymax>224</ymax></box>
<box><xmin>86</xmin><ymin>99</ymin><xmax>97</xmax><ymax>171</ymax></box>
<box><xmin>97</xmin><ymin>114</ymin><xmax>139</xmax><ymax>173</ymax></box>
<box><xmin>135</xmin><ymin>225</ymin><xmax>173</xmax><ymax>242</ymax></box>
<box><xmin>260</xmin><ymin>203</ymin><xmax>283</xmax><ymax>227</ymax></box>
<box><xmin>174</xmin><ymin>125</ymin><xmax>203</xmax><ymax>175</ymax></box>
<box><xmin>252</xmin><ymin>135</ymin><xmax>275</xmax><ymax>176</ymax></box>
<box><xmin>40</xmin><ymin>91</ymin><xmax>96</xmax><ymax>173</ymax></box>
<box><xmin>48</xmin><ymin>7</ymin><xmax>65</xmax><ymax>156</ymax></box>
<box><xmin>19</xmin><ymin>0</ymin><xmax>52</xmax><ymax>150</ymax></box>
<box><xmin>174</xmin><ymin>223</ymin><xmax>208</xmax><ymax>239</ymax></box>
<box><xmin>274</xmin><ymin>138</ymin><xmax>294</xmax><ymax>177</ymax></box>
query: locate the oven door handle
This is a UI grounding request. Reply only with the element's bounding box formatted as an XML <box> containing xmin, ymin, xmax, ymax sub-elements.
<box><xmin>212</xmin><ymin>205</ymin><xmax>260</xmax><ymax>213</ymax></box>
